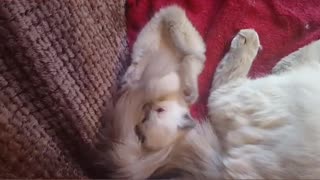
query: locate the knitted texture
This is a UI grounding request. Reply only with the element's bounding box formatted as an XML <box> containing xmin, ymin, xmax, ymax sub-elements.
<box><xmin>0</xmin><ymin>0</ymin><xmax>128</xmax><ymax>178</ymax></box>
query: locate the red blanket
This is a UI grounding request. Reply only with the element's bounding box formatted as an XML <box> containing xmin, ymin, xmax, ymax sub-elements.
<box><xmin>126</xmin><ymin>0</ymin><xmax>320</xmax><ymax>119</ymax></box>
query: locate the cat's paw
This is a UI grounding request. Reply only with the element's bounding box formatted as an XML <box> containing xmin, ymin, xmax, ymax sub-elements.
<box><xmin>120</xmin><ymin>63</ymin><xmax>142</xmax><ymax>90</ymax></box>
<box><xmin>231</xmin><ymin>29</ymin><xmax>262</xmax><ymax>52</ymax></box>
<box><xmin>183</xmin><ymin>83</ymin><xmax>199</xmax><ymax>105</ymax></box>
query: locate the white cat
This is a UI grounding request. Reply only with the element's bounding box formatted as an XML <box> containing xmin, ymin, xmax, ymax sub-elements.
<box><xmin>101</xmin><ymin>5</ymin><xmax>206</xmax><ymax>179</ymax></box>
<box><xmin>208</xmin><ymin>29</ymin><xmax>320</xmax><ymax>179</ymax></box>
<box><xmin>151</xmin><ymin>29</ymin><xmax>320</xmax><ymax>179</ymax></box>
<box><xmin>120</xmin><ymin>5</ymin><xmax>206</xmax><ymax>151</ymax></box>
<box><xmin>104</xmin><ymin>4</ymin><xmax>320</xmax><ymax>179</ymax></box>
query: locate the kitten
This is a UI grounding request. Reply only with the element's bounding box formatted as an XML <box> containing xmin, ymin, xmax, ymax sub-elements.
<box><xmin>100</xmin><ymin>5</ymin><xmax>205</xmax><ymax>179</ymax></box>
<box><xmin>120</xmin><ymin>5</ymin><xmax>206</xmax><ymax>151</ymax></box>
<box><xmin>106</xmin><ymin>28</ymin><xmax>320</xmax><ymax>179</ymax></box>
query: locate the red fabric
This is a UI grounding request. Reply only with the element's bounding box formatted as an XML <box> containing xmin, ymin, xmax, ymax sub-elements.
<box><xmin>126</xmin><ymin>0</ymin><xmax>320</xmax><ymax>119</ymax></box>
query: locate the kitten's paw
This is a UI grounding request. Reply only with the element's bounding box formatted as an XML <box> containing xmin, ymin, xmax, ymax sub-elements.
<box><xmin>183</xmin><ymin>84</ymin><xmax>199</xmax><ymax>105</ymax></box>
<box><xmin>120</xmin><ymin>64</ymin><xmax>141</xmax><ymax>90</ymax></box>
<box><xmin>231</xmin><ymin>29</ymin><xmax>262</xmax><ymax>52</ymax></box>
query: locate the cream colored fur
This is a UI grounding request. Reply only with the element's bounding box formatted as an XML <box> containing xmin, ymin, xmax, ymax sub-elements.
<box><xmin>103</xmin><ymin>5</ymin><xmax>320</xmax><ymax>179</ymax></box>
<box><xmin>121</xmin><ymin>5</ymin><xmax>205</xmax><ymax>104</ymax></box>
<box><xmin>149</xmin><ymin>30</ymin><xmax>320</xmax><ymax>179</ymax></box>
<box><xmin>209</xmin><ymin>30</ymin><xmax>320</xmax><ymax>179</ymax></box>
<box><xmin>120</xmin><ymin>5</ymin><xmax>206</xmax><ymax>152</ymax></box>
<box><xmin>102</xmin><ymin>5</ymin><xmax>206</xmax><ymax>179</ymax></box>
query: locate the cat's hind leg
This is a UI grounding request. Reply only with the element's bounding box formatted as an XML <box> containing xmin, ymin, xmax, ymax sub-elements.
<box><xmin>212</xmin><ymin>29</ymin><xmax>261</xmax><ymax>90</ymax></box>
<box><xmin>179</xmin><ymin>54</ymin><xmax>204</xmax><ymax>104</ymax></box>
<box><xmin>164</xmin><ymin>6</ymin><xmax>206</xmax><ymax>104</ymax></box>
<box><xmin>121</xmin><ymin>5</ymin><xmax>206</xmax><ymax>100</ymax></box>
<box><xmin>272</xmin><ymin>39</ymin><xmax>320</xmax><ymax>74</ymax></box>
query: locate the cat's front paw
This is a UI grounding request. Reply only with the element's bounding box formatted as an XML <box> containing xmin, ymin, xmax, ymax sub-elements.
<box><xmin>231</xmin><ymin>29</ymin><xmax>262</xmax><ymax>52</ymax></box>
<box><xmin>120</xmin><ymin>64</ymin><xmax>142</xmax><ymax>91</ymax></box>
<box><xmin>183</xmin><ymin>83</ymin><xmax>199</xmax><ymax>105</ymax></box>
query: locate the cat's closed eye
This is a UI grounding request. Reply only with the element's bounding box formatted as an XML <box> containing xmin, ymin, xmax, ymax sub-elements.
<box><xmin>156</xmin><ymin>107</ymin><xmax>165</xmax><ymax>113</ymax></box>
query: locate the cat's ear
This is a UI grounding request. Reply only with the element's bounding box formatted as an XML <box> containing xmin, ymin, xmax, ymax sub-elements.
<box><xmin>178</xmin><ymin>114</ymin><xmax>196</xmax><ymax>130</ymax></box>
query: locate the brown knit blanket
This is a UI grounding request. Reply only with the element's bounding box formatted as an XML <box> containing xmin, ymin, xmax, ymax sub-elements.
<box><xmin>0</xmin><ymin>0</ymin><xmax>128</xmax><ymax>178</ymax></box>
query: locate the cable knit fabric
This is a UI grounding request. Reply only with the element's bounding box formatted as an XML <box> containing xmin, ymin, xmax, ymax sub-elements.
<box><xmin>0</xmin><ymin>0</ymin><xmax>128</xmax><ymax>178</ymax></box>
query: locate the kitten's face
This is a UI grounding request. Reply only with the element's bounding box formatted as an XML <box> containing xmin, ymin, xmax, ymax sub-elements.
<box><xmin>136</xmin><ymin>98</ymin><xmax>195</xmax><ymax>151</ymax></box>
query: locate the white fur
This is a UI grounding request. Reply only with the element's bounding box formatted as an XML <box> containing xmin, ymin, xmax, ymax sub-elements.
<box><xmin>128</xmin><ymin>5</ymin><xmax>206</xmax><ymax>151</ymax></box>
<box><xmin>104</xmin><ymin>6</ymin><xmax>320</xmax><ymax>179</ymax></box>
<box><xmin>121</xmin><ymin>5</ymin><xmax>206</xmax><ymax>104</ymax></box>
<box><xmin>147</xmin><ymin>30</ymin><xmax>320</xmax><ymax>179</ymax></box>
<box><xmin>103</xmin><ymin>5</ymin><xmax>205</xmax><ymax>179</ymax></box>
<box><xmin>209</xmin><ymin>30</ymin><xmax>320</xmax><ymax>179</ymax></box>
<box><xmin>139</xmin><ymin>99</ymin><xmax>191</xmax><ymax>150</ymax></box>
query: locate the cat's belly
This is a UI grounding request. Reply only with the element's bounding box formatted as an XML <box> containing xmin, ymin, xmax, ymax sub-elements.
<box><xmin>208</xmin><ymin>79</ymin><xmax>320</xmax><ymax>179</ymax></box>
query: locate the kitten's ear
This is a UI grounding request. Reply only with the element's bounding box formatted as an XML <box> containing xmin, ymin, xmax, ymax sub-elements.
<box><xmin>178</xmin><ymin>114</ymin><xmax>196</xmax><ymax>130</ymax></box>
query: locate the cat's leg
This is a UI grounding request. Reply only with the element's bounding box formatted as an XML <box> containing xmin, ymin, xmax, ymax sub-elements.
<box><xmin>121</xmin><ymin>5</ymin><xmax>206</xmax><ymax>100</ymax></box>
<box><xmin>120</xmin><ymin>24</ymin><xmax>159</xmax><ymax>91</ymax></box>
<box><xmin>164</xmin><ymin>6</ymin><xmax>206</xmax><ymax>104</ymax></box>
<box><xmin>271</xmin><ymin>47</ymin><xmax>305</xmax><ymax>75</ymax></box>
<box><xmin>179</xmin><ymin>54</ymin><xmax>205</xmax><ymax>104</ymax></box>
<box><xmin>272</xmin><ymin>40</ymin><xmax>320</xmax><ymax>74</ymax></box>
<box><xmin>164</xmin><ymin>6</ymin><xmax>206</xmax><ymax>59</ymax></box>
<box><xmin>212</xmin><ymin>29</ymin><xmax>261</xmax><ymax>90</ymax></box>
<box><xmin>124</xmin><ymin>5</ymin><xmax>206</xmax><ymax>103</ymax></box>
